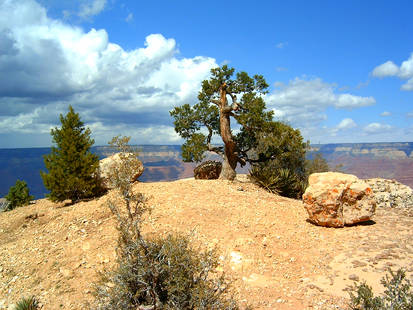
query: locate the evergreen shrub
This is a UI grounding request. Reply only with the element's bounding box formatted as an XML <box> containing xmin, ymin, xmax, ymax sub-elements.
<box><xmin>4</xmin><ymin>180</ymin><xmax>34</xmax><ymax>211</ymax></box>
<box><xmin>249</xmin><ymin>122</ymin><xmax>308</xmax><ymax>198</ymax></box>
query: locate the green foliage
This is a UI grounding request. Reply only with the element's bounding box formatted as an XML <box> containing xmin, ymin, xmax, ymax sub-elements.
<box><xmin>306</xmin><ymin>152</ymin><xmax>329</xmax><ymax>175</ymax></box>
<box><xmin>5</xmin><ymin>180</ymin><xmax>34</xmax><ymax>211</ymax></box>
<box><xmin>349</xmin><ymin>268</ymin><xmax>413</xmax><ymax>310</ymax></box>
<box><xmin>181</xmin><ymin>133</ymin><xmax>208</xmax><ymax>163</ymax></box>
<box><xmin>91</xmin><ymin>136</ymin><xmax>239</xmax><ymax>309</ymax></box>
<box><xmin>40</xmin><ymin>105</ymin><xmax>103</xmax><ymax>203</ymax></box>
<box><xmin>170</xmin><ymin>65</ymin><xmax>272</xmax><ymax>165</ymax></box>
<box><xmin>249</xmin><ymin>122</ymin><xmax>308</xmax><ymax>198</ymax></box>
<box><xmin>14</xmin><ymin>296</ymin><xmax>39</xmax><ymax>310</ymax></box>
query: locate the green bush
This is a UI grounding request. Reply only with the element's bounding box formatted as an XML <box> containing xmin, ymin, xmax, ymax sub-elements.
<box><xmin>248</xmin><ymin>122</ymin><xmax>308</xmax><ymax>198</ymax></box>
<box><xmin>14</xmin><ymin>296</ymin><xmax>39</xmax><ymax>310</ymax></box>
<box><xmin>349</xmin><ymin>268</ymin><xmax>413</xmax><ymax>310</ymax></box>
<box><xmin>90</xmin><ymin>136</ymin><xmax>239</xmax><ymax>309</ymax></box>
<box><xmin>5</xmin><ymin>180</ymin><xmax>34</xmax><ymax>211</ymax></box>
<box><xmin>40</xmin><ymin>105</ymin><xmax>104</xmax><ymax>203</ymax></box>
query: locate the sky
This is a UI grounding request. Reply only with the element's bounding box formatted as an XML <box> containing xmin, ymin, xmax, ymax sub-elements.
<box><xmin>0</xmin><ymin>0</ymin><xmax>412</xmax><ymax>148</ymax></box>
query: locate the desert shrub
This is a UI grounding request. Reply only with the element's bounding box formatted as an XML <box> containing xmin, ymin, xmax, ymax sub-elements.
<box><xmin>40</xmin><ymin>105</ymin><xmax>104</xmax><ymax>203</ymax></box>
<box><xmin>4</xmin><ymin>180</ymin><xmax>34</xmax><ymax>211</ymax></box>
<box><xmin>90</xmin><ymin>136</ymin><xmax>239</xmax><ymax>310</ymax></box>
<box><xmin>249</xmin><ymin>122</ymin><xmax>308</xmax><ymax>198</ymax></box>
<box><xmin>14</xmin><ymin>296</ymin><xmax>39</xmax><ymax>310</ymax></box>
<box><xmin>349</xmin><ymin>268</ymin><xmax>413</xmax><ymax>310</ymax></box>
<box><xmin>93</xmin><ymin>232</ymin><xmax>238</xmax><ymax>310</ymax></box>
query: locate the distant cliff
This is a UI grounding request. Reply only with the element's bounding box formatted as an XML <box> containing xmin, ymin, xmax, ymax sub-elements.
<box><xmin>310</xmin><ymin>142</ymin><xmax>413</xmax><ymax>159</ymax></box>
<box><xmin>309</xmin><ymin>142</ymin><xmax>413</xmax><ymax>188</ymax></box>
<box><xmin>1</xmin><ymin>142</ymin><xmax>412</xmax><ymax>198</ymax></box>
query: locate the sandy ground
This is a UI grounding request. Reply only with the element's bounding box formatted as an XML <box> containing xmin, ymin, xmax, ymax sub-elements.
<box><xmin>0</xmin><ymin>176</ymin><xmax>412</xmax><ymax>309</ymax></box>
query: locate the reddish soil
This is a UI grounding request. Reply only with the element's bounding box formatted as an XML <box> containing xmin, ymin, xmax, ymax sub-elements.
<box><xmin>0</xmin><ymin>176</ymin><xmax>412</xmax><ymax>309</ymax></box>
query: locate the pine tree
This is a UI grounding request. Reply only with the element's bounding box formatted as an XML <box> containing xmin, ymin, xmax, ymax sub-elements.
<box><xmin>40</xmin><ymin>106</ymin><xmax>102</xmax><ymax>203</ymax></box>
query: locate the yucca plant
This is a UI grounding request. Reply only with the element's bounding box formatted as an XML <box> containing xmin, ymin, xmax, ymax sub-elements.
<box><xmin>249</xmin><ymin>165</ymin><xmax>306</xmax><ymax>198</ymax></box>
<box><xmin>14</xmin><ymin>296</ymin><xmax>39</xmax><ymax>310</ymax></box>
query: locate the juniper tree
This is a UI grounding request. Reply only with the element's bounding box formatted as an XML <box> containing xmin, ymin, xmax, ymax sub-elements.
<box><xmin>40</xmin><ymin>106</ymin><xmax>102</xmax><ymax>203</ymax></box>
<box><xmin>170</xmin><ymin>65</ymin><xmax>306</xmax><ymax>181</ymax></box>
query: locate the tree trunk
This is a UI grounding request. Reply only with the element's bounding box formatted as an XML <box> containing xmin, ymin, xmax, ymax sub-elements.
<box><xmin>220</xmin><ymin>148</ymin><xmax>237</xmax><ymax>180</ymax></box>
<box><xmin>218</xmin><ymin>83</ymin><xmax>238</xmax><ymax>180</ymax></box>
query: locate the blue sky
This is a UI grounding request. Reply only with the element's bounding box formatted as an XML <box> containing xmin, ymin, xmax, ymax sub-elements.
<box><xmin>0</xmin><ymin>0</ymin><xmax>412</xmax><ymax>148</ymax></box>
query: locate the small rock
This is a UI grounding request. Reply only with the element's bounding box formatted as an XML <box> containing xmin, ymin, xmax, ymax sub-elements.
<box><xmin>194</xmin><ymin>161</ymin><xmax>222</xmax><ymax>179</ymax></box>
<box><xmin>349</xmin><ymin>274</ymin><xmax>359</xmax><ymax>281</ymax></box>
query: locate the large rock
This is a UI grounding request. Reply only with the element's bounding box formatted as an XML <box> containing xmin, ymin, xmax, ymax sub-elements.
<box><xmin>365</xmin><ymin>178</ymin><xmax>413</xmax><ymax>209</ymax></box>
<box><xmin>194</xmin><ymin>161</ymin><xmax>222</xmax><ymax>180</ymax></box>
<box><xmin>302</xmin><ymin>172</ymin><xmax>376</xmax><ymax>227</ymax></box>
<box><xmin>99</xmin><ymin>153</ymin><xmax>144</xmax><ymax>189</ymax></box>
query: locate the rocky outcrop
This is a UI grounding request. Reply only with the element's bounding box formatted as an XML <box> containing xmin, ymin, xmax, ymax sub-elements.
<box><xmin>99</xmin><ymin>153</ymin><xmax>144</xmax><ymax>189</ymax></box>
<box><xmin>365</xmin><ymin>178</ymin><xmax>413</xmax><ymax>209</ymax></box>
<box><xmin>302</xmin><ymin>172</ymin><xmax>376</xmax><ymax>227</ymax></box>
<box><xmin>194</xmin><ymin>161</ymin><xmax>222</xmax><ymax>180</ymax></box>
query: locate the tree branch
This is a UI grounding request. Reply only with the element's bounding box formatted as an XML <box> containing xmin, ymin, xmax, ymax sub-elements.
<box><xmin>211</xmin><ymin>99</ymin><xmax>221</xmax><ymax>106</ymax></box>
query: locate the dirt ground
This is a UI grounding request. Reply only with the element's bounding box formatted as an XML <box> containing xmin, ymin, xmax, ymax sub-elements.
<box><xmin>0</xmin><ymin>176</ymin><xmax>412</xmax><ymax>310</ymax></box>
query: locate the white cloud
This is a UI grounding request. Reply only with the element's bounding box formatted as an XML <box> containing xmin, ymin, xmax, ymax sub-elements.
<box><xmin>79</xmin><ymin>0</ymin><xmax>106</xmax><ymax>19</ymax></box>
<box><xmin>275</xmin><ymin>67</ymin><xmax>287</xmax><ymax>72</ymax></box>
<box><xmin>267</xmin><ymin>78</ymin><xmax>375</xmax><ymax>128</ymax></box>
<box><xmin>276</xmin><ymin>42</ymin><xmax>288</xmax><ymax>49</ymax></box>
<box><xmin>372</xmin><ymin>53</ymin><xmax>413</xmax><ymax>91</ymax></box>
<box><xmin>363</xmin><ymin>123</ymin><xmax>392</xmax><ymax>134</ymax></box>
<box><xmin>337</xmin><ymin>118</ymin><xmax>357</xmax><ymax>130</ymax></box>
<box><xmin>407</xmin><ymin>112</ymin><xmax>413</xmax><ymax>118</ymax></box>
<box><xmin>380</xmin><ymin>111</ymin><xmax>391</xmax><ymax>117</ymax></box>
<box><xmin>125</xmin><ymin>12</ymin><xmax>133</xmax><ymax>23</ymax></box>
<box><xmin>401</xmin><ymin>78</ymin><xmax>413</xmax><ymax>91</ymax></box>
<box><xmin>371</xmin><ymin>61</ymin><xmax>399</xmax><ymax>77</ymax></box>
<box><xmin>0</xmin><ymin>0</ymin><xmax>217</xmax><ymax>147</ymax></box>
<box><xmin>399</xmin><ymin>53</ymin><xmax>413</xmax><ymax>79</ymax></box>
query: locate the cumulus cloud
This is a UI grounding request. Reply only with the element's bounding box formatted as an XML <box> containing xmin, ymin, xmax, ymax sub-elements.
<box><xmin>380</xmin><ymin>111</ymin><xmax>391</xmax><ymax>117</ymax></box>
<box><xmin>372</xmin><ymin>53</ymin><xmax>413</xmax><ymax>91</ymax></box>
<box><xmin>337</xmin><ymin>118</ymin><xmax>357</xmax><ymax>130</ymax></box>
<box><xmin>0</xmin><ymin>0</ymin><xmax>217</xmax><ymax>147</ymax></box>
<box><xmin>363</xmin><ymin>123</ymin><xmax>392</xmax><ymax>134</ymax></box>
<box><xmin>79</xmin><ymin>0</ymin><xmax>106</xmax><ymax>19</ymax></box>
<box><xmin>267</xmin><ymin>77</ymin><xmax>375</xmax><ymax>128</ymax></box>
<box><xmin>371</xmin><ymin>61</ymin><xmax>399</xmax><ymax>77</ymax></box>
